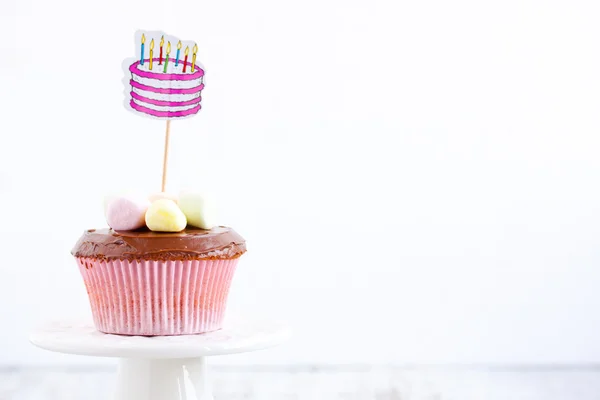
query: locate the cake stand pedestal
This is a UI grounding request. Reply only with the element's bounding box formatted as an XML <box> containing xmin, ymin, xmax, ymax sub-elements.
<box><xmin>30</xmin><ymin>320</ymin><xmax>291</xmax><ymax>400</ymax></box>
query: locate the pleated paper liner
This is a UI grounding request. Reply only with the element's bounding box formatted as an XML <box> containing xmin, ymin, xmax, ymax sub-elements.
<box><xmin>77</xmin><ymin>257</ymin><xmax>239</xmax><ymax>336</ymax></box>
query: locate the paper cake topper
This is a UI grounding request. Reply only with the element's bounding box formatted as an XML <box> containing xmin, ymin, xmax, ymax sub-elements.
<box><xmin>123</xmin><ymin>30</ymin><xmax>205</xmax><ymax>120</ymax></box>
<box><xmin>122</xmin><ymin>30</ymin><xmax>206</xmax><ymax>192</ymax></box>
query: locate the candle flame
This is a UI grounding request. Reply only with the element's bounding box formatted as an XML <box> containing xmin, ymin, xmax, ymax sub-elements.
<box><xmin>166</xmin><ymin>41</ymin><xmax>171</xmax><ymax>54</ymax></box>
<box><xmin>141</xmin><ymin>34</ymin><xmax>145</xmax><ymax>44</ymax></box>
<box><xmin>193</xmin><ymin>44</ymin><xmax>198</xmax><ymax>54</ymax></box>
<box><xmin>150</xmin><ymin>38</ymin><xmax>155</xmax><ymax>49</ymax></box>
<box><xmin>185</xmin><ymin>46</ymin><xmax>189</xmax><ymax>56</ymax></box>
<box><xmin>160</xmin><ymin>35</ymin><xmax>164</xmax><ymax>46</ymax></box>
<box><xmin>177</xmin><ymin>40</ymin><xmax>182</xmax><ymax>50</ymax></box>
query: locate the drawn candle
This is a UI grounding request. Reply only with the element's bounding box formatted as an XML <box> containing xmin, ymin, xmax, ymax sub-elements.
<box><xmin>191</xmin><ymin>43</ymin><xmax>198</xmax><ymax>72</ymax></box>
<box><xmin>159</xmin><ymin>35</ymin><xmax>164</xmax><ymax>65</ymax></box>
<box><xmin>183</xmin><ymin>46</ymin><xmax>189</xmax><ymax>72</ymax></box>
<box><xmin>175</xmin><ymin>41</ymin><xmax>182</xmax><ymax>67</ymax></box>
<box><xmin>149</xmin><ymin>38</ymin><xmax>154</xmax><ymax>70</ymax></box>
<box><xmin>140</xmin><ymin>34</ymin><xmax>146</xmax><ymax>65</ymax></box>
<box><xmin>163</xmin><ymin>41</ymin><xmax>171</xmax><ymax>73</ymax></box>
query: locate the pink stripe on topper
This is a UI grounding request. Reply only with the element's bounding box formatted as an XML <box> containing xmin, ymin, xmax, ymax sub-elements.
<box><xmin>130</xmin><ymin>99</ymin><xmax>202</xmax><ymax>118</ymax></box>
<box><xmin>130</xmin><ymin>91</ymin><xmax>202</xmax><ymax>107</ymax></box>
<box><xmin>130</xmin><ymin>79</ymin><xmax>204</xmax><ymax>95</ymax></box>
<box><xmin>130</xmin><ymin>58</ymin><xmax>204</xmax><ymax>81</ymax></box>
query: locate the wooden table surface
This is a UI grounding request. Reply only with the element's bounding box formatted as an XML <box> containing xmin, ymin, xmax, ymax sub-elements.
<box><xmin>2</xmin><ymin>366</ymin><xmax>600</xmax><ymax>400</ymax></box>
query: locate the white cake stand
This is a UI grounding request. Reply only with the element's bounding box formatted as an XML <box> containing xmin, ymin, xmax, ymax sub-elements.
<box><xmin>30</xmin><ymin>320</ymin><xmax>291</xmax><ymax>400</ymax></box>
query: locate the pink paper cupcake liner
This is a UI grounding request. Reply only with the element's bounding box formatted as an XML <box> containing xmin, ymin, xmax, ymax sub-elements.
<box><xmin>76</xmin><ymin>257</ymin><xmax>239</xmax><ymax>336</ymax></box>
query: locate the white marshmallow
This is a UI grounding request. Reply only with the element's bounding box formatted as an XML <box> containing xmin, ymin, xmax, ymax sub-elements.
<box><xmin>178</xmin><ymin>191</ymin><xmax>217</xmax><ymax>230</ymax></box>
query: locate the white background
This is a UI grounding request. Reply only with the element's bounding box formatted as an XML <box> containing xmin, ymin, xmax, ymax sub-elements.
<box><xmin>1</xmin><ymin>0</ymin><xmax>600</xmax><ymax>367</ymax></box>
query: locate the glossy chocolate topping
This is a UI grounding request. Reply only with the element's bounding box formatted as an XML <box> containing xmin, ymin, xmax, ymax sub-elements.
<box><xmin>72</xmin><ymin>226</ymin><xmax>246</xmax><ymax>260</ymax></box>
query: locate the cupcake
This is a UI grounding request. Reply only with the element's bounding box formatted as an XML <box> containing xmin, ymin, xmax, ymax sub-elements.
<box><xmin>73</xmin><ymin>193</ymin><xmax>246</xmax><ymax>336</ymax></box>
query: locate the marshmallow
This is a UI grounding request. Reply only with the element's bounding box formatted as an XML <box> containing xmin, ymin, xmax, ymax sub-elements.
<box><xmin>148</xmin><ymin>192</ymin><xmax>179</xmax><ymax>204</ymax></box>
<box><xmin>103</xmin><ymin>196</ymin><xmax>114</xmax><ymax>215</ymax></box>
<box><xmin>145</xmin><ymin>199</ymin><xmax>187</xmax><ymax>232</ymax></box>
<box><xmin>106</xmin><ymin>195</ymin><xmax>150</xmax><ymax>231</ymax></box>
<box><xmin>178</xmin><ymin>191</ymin><xmax>217</xmax><ymax>230</ymax></box>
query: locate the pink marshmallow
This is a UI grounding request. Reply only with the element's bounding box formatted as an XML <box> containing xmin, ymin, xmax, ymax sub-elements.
<box><xmin>105</xmin><ymin>196</ymin><xmax>150</xmax><ymax>231</ymax></box>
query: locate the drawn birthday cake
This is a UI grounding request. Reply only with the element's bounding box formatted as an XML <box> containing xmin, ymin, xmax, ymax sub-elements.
<box><xmin>126</xmin><ymin>34</ymin><xmax>205</xmax><ymax>119</ymax></box>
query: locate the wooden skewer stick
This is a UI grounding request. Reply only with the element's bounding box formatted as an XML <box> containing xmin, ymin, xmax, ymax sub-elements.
<box><xmin>161</xmin><ymin>120</ymin><xmax>171</xmax><ymax>192</ymax></box>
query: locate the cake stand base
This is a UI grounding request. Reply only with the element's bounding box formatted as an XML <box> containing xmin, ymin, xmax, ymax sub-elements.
<box><xmin>114</xmin><ymin>358</ymin><xmax>213</xmax><ymax>400</ymax></box>
<box><xmin>30</xmin><ymin>320</ymin><xmax>291</xmax><ymax>400</ymax></box>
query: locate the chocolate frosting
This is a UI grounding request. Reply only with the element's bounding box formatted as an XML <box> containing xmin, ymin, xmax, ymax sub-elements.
<box><xmin>72</xmin><ymin>226</ymin><xmax>246</xmax><ymax>260</ymax></box>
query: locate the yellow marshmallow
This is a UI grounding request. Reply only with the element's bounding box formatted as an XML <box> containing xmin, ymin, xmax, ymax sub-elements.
<box><xmin>148</xmin><ymin>192</ymin><xmax>178</xmax><ymax>203</ymax></box>
<box><xmin>145</xmin><ymin>199</ymin><xmax>187</xmax><ymax>232</ymax></box>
